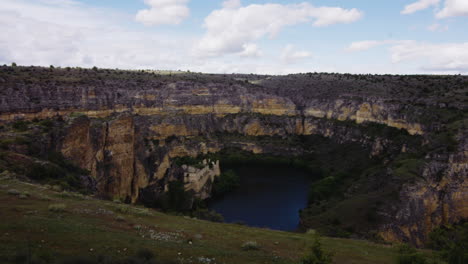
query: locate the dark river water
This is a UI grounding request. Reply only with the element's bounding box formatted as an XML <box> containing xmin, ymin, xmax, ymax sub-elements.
<box><xmin>208</xmin><ymin>165</ymin><xmax>311</xmax><ymax>231</ymax></box>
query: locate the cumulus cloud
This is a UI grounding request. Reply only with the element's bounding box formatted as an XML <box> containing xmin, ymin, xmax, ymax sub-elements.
<box><xmin>436</xmin><ymin>0</ymin><xmax>468</xmax><ymax>18</ymax></box>
<box><xmin>280</xmin><ymin>44</ymin><xmax>311</xmax><ymax>64</ymax></box>
<box><xmin>136</xmin><ymin>0</ymin><xmax>190</xmax><ymax>26</ymax></box>
<box><xmin>401</xmin><ymin>0</ymin><xmax>439</xmax><ymax>14</ymax></box>
<box><xmin>238</xmin><ymin>43</ymin><xmax>262</xmax><ymax>57</ymax></box>
<box><xmin>194</xmin><ymin>0</ymin><xmax>363</xmax><ymax>57</ymax></box>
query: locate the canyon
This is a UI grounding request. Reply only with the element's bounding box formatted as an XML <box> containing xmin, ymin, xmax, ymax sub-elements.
<box><xmin>0</xmin><ymin>66</ymin><xmax>466</xmax><ymax>246</ymax></box>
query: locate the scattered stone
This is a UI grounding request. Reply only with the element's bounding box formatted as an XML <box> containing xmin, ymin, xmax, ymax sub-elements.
<box><xmin>115</xmin><ymin>215</ymin><xmax>125</xmax><ymax>222</ymax></box>
<box><xmin>7</xmin><ymin>189</ymin><xmax>20</xmax><ymax>195</ymax></box>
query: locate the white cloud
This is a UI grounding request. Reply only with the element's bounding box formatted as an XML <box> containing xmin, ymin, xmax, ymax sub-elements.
<box><xmin>280</xmin><ymin>44</ymin><xmax>311</xmax><ymax>64</ymax></box>
<box><xmin>238</xmin><ymin>43</ymin><xmax>262</xmax><ymax>57</ymax></box>
<box><xmin>401</xmin><ymin>0</ymin><xmax>440</xmax><ymax>15</ymax></box>
<box><xmin>223</xmin><ymin>0</ymin><xmax>241</xmax><ymax>9</ymax></box>
<box><xmin>436</xmin><ymin>0</ymin><xmax>468</xmax><ymax>18</ymax></box>
<box><xmin>347</xmin><ymin>38</ymin><xmax>468</xmax><ymax>73</ymax></box>
<box><xmin>401</xmin><ymin>0</ymin><xmax>468</xmax><ymax>18</ymax></box>
<box><xmin>0</xmin><ymin>0</ymin><xmax>194</xmax><ymax>69</ymax></box>
<box><xmin>346</xmin><ymin>40</ymin><xmax>388</xmax><ymax>52</ymax></box>
<box><xmin>194</xmin><ymin>1</ymin><xmax>363</xmax><ymax>57</ymax></box>
<box><xmin>136</xmin><ymin>0</ymin><xmax>190</xmax><ymax>26</ymax></box>
<box><xmin>390</xmin><ymin>41</ymin><xmax>468</xmax><ymax>72</ymax></box>
<box><xmin>427</xmin><ymin>23</ymin><xmax>448</xmax><ymax>31</ymax></box>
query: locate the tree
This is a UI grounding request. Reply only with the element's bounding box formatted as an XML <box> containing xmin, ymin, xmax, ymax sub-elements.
<box><xmin>11</xmin><ymin>62</ymin><xmax>17</xmax><ymax>67</ymax></box>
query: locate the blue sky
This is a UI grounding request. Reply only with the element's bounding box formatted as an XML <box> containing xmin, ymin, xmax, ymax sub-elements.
<box><xmin>1</xmin><ymin>0</ymin><xmax>467</xmax><ymax>74</ymax></box>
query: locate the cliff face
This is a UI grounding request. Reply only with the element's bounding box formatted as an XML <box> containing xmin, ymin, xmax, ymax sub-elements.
<box><xmin>0</xmin><ymin>66</ymin><xmax>466</xmax><ymax>246</ymax></box>
<box><xmin>380</xmin><ymin>132</ymin><xmax>468</xmax><ymax>245</ymax></box>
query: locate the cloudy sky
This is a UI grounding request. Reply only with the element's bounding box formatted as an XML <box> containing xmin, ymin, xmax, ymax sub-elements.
<box><xmin>1</xmin><ymin>0</ymin><xmax>467</xmax><ymax>74</ymax></box>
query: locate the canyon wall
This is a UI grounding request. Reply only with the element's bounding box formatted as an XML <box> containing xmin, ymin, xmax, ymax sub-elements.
<box><xmin>0</xmin><ymin>67</ymin><xmax>466</xmax><ymax>246</ymax></box>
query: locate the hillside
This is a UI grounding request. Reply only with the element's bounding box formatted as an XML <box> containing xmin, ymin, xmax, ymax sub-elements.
<box><xmin>0</xmin><ymin>176</ymin><xmax>434</xmax><ymax>264</ymax></box>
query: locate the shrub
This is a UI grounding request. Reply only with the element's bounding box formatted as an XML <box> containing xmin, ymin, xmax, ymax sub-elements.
<box><xmin>301</xmin><ymin>234</ymin><xmax>333</xmax><ymax>264</ymax></box>
<box><xmin>12</xmin><ymin>120</ymin><xmax>29</xmax><ymax>132</ymax></box>
<box><xmin>115</xmin><ymin>205</ymin><xmax>130</xmax><ymax>214</ymax></box>
<box><xmin>158</xmin><ymin>181</ymin><xmax>192</xmax><ymax>213</ymax></box>
<box><xmin>191</xmin><ymin>208</ymin><xmax>224</xmax><ymax>222</ymax></box>
<box><xmin>428</xmin><ymin>223</ymin><xmax>468</xmax><ymax>264</ymax></box>
<box><xmin>241</xmin><ymin>241</ymin><xmax>260</xmax><ymax>251</ymax></box>
<box><xmin>133</xmin><ymin>208</ymin><xmax>153</xmax><ymax>217</ymax></box>
<box><xmin>212</xmin><ymin>170</ymin><xmax>240</xmax><ymax>197</ymax></box>
<box><xmin>396</xmin><ymin>244</ymin><xmax>427</xmax><ymax>264</ymax></box>
<box><xmin>48</xmin><ymin>203</ymin><xmax>66</xmax><ymax>212</ymax></box>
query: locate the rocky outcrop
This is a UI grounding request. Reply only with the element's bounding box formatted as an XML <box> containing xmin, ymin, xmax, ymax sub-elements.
<box><xmin>380</xmin><ymin>130</ymin><xmax>468</xmax><ymax>246</ymax></box>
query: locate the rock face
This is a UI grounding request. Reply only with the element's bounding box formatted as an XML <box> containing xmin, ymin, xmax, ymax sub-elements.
<box><xmin>0</xmin><ymin>66</ymin><xmax>466</xmax><ymax>246</ymax></box>
<box><xmin>380</xmin><ymin>134</ymin><xmax>468</xmax><ymax>245</ymax></box>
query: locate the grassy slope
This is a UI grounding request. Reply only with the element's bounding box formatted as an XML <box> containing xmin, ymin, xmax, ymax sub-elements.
<box><xmin>0</xmin><ymin>177</ymin><xmax>425</xmax><ymax>264</ymax></box>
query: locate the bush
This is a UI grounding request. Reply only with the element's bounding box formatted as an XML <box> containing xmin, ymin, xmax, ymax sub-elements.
<box><xmin>396</xmin><ymin>244</ymin><xmax>427</xmax><ymax>264</ymax></box>
<box><xmin>191</xmin><ymin>208</ymin><xmax>224</xmax><ymax>222</ymax></box>
<box><xmin>48</xmin><ymin>203</ymin><xmax>66</xmax><ymax>212</ymax></box>
<box><xmin>428</xmin><ymin>223</ymin><xmax>468</xmax><ymax>264</ymax></box>
<box><xmin>241</xmin><ymin>241</ymin><xmax>260</xmax><ymax>251</ymax></box>
<box><xmin>115</xmin><ymin>205</ymin><xmax>130</xmax><ymax>214</ymax></box>
<box><xmin>301</xmin><ymin>234</ymin><xmax>333</xmax><ymax>264</ymax></box>
<box><xmin>212</xmin><ymin>170</ymin><xmax>240</xmax><ymax>197</ymax></box>
<box><xmin>158</xmin><ymin>181</ymin><xmax>193</xmax><ymax>213</ymax></box>
<box><xmin>12</xmin><ymin>120</ymin><xmax>29</xmax><ymax>132</ymax></box>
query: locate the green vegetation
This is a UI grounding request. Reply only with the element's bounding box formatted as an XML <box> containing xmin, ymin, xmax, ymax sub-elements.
<box><xmin>241</xmin><ymin>241</ymin><xmax>260</xmax><ymax>251</ymax></box>
<box><xmin>48</xmin><ymin>203</ymin><xmax>67</xmax><ymax>212</ymax></box>
<box><xmin>191</xmin><ymin>208</ymin><xmax>224</xmax><ymax>223</ymax></box>
<box><xmin>301</xmin><ymin>233</ymin><xmax>333</xmax><ymax>264</ymax></box>
<box><xmin>393</xmin><ymin>159</ymin><xmax>426</xmax><ymax>182</ymax></box>
<box><xmin>157</xmin><ymin>181</ymin><xmax>193</xmax><ymax>213</ymax></box>
<box><xmin>12</xmin><ymin>120</ymin><xmax>29</xmax><ymax>132</ymax></box>
<box><xmin>428</xmin><ymin>223</ymin><xmax>468</xmax><ymax>264</ymax></box>
<box><xmin>211</xmin><ymin>170</ymin><xmax>240</xmax><ymax>197</ymax></box>
<box><xmin>0</xmin><ymin>177</ymin><xmax>418</xmax><ymax>264</ymax></box>
<box><xmin>395</xmin><ymin>244</ymin><xmax>429</xmax><ymax>264</ymax></box>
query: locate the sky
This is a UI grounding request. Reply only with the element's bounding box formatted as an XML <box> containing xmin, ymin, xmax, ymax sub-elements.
<box><xmin>1</xmin><ymin>0</ymin><xmax>467</xmax><ymax>75</ymax></box>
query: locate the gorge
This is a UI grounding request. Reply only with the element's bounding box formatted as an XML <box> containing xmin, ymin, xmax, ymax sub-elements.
<box><xmin>0</xmin><ymin>66</ymin><xmax>466</xmax><ymax>247</ymax></box>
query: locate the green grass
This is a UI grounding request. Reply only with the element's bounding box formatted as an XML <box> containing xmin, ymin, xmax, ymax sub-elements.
<box><xmin>0</xmin><ymin>177</ymin><xmax>433</xmax><ymax>264</ymax></box>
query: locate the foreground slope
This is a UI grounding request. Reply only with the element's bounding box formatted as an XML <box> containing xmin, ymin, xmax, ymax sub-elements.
<box><xmin>0</xmin><ymin>177</ymin><xmax>426</xmax><ymax>264</ymax></box>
